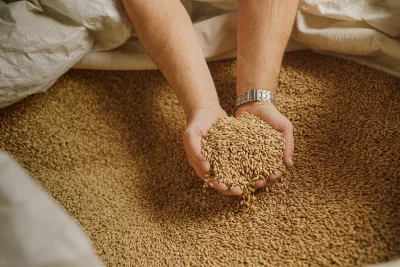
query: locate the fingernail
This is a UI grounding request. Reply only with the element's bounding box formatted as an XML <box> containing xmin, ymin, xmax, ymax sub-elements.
<box><xmin>289</xmin><ymin>156</ymin><xmax>293</xmax><ymax>166</ymax></box>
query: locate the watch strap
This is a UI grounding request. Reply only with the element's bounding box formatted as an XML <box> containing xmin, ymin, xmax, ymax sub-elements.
<box><xmin>235</xmin><ymin>89</ymin><xmax>275</xmax><ymax>110</ymax></box>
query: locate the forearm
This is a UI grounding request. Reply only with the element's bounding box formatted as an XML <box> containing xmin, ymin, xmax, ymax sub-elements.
<box><xmin>122</xmin><ymin>0</ymin><xmax>221</xmax><ymax>117</ymax></box>
<box><xmin>237</xmin><ymin>0</ymin><xmax>299</xmax><ymax>95</ymax></box>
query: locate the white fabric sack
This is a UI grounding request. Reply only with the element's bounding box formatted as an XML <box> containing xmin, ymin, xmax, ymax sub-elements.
<box><xmin>0</xmin><ymin>151</ymin><xmax>103</xmax><ymax>267</ymax></box>
<box><xmin>75</xmin><ymin>0</ymin><xmax>400</xmax><ymax>76</ymax></box>
<box><xmin>293</xmin><ymin>0</ymin><xmax>400</xmax><ymax>77</ymax></box>
<box><xmin>0</xmin><ymin>0</ymin><xmax>131</xmax><ymax>108</ymax></box>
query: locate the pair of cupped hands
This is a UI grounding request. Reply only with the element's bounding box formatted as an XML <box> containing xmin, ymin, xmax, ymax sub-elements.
<box><xmin>183</xmin><ymin>101</ymin><xmax>294</xmax><ymax>197</ymax></box>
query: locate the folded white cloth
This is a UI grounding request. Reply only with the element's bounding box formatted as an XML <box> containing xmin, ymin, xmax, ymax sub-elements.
<box><xmin>74</xmin><ymin>0</ymin><xmax>400</xmax><ymax>76</ymax></box>
<box><xmin>0</xmin><ymin>0</ymin><xmax>131</xmax><ymax>108</ymax></box>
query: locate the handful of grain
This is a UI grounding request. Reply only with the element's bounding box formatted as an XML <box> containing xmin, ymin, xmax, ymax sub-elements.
<box><xmin>201</xmin><ymin>112</ymin><xmax>285</xmax><ymax>197</ymax></box>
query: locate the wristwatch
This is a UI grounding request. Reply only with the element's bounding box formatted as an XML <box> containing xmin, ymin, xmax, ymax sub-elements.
<box><xmin>235</xmin><ymin>89</ymin><xmax>276</xmax><ymax>110</ymax></box>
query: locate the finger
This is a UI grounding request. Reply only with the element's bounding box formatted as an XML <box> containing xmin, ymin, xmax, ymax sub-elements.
<box><xmin>255</xmin><ymin>106</ymin><xmax>294</xmax><ymax>168</ymax></box>
<box><xmin>282</xmin><ymin>122</ymin><xmax>294</xmax><ymax>168</ymax></box>
<box><xmin>210</xmin><ymin>181</ymin><xmax>243</xmax><ymax>196</ymax></box>
<box><xmin>187</xmin><ymin>155</ymin><xmax>207</xmax><ymax>181</ymax></box>
<box><xmin>183</xmin><ymin>128</ymin><xmax>210</xmax><ymax>173</ymax></box>
<box><xmin>254</xmin><ymin>180</ymin><xmax>269</xmax><ymax>189</ymax></box>
<box><xmin>273</xmin><ymin>114</ymin><xmax>294</xmax><ymax>168</ymax></box>
<box><xmin>187</xmin><ymin>154</ymin><xmax>243</xmax><ymax>197</ymax></box>
<box><xmin>225</xmin><ymin>185</ymin><xmax>243</xmax><ymax>196</ymax></box>
<box><xmin>211</xmin><ymin>181</ymin><xmax>228</xmax><ymax>191</ymax></box>
<box><xmin>186</xmin><ymin>144</ymin><xmax>243</xmax><ymax>197</ymax></box>
<box><xmin>268</xmin><ymin>170</ymin><xmax>283</xmax><ymax>182</ymax></box>
<box><xmin>254</xmin><ymin>170</ymin><xmax>283</xmax><ymax>189</ymax></box>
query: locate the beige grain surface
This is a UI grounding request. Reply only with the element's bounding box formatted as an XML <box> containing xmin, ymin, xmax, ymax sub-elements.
<box><xmin>1</xmin><ymin>51</ymin><xmax>399</xmax><ymax>266</ymax></box>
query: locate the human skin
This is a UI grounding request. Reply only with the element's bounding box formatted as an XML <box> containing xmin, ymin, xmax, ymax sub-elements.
<box><xmin>121</xmin><ymin>0</ymin><xmax>298</xmax><ymax>196</ymax></box>
<box><xmin>235</xmin><ymin>0</ymin><xmax>297</xmax><ymax>189</ymax></box>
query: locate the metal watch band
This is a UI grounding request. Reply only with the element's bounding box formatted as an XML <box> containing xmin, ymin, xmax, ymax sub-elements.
<box><xmin>235</xmin><ymin>89</ymin><xmax>276</xmax><ymax>110</ymax></box>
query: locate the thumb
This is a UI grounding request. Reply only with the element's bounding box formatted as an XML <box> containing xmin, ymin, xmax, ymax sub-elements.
<box><xmin>257</xmin><ymin>106</ymin><xmax>294</xmax><ymax>168</ymax></box>
<box><xmin>183</xmin><ymin>127</ymin><xmax>210</xmax><ymax>173</ymax></box>
<box><xmin>273</xmin><ymin>114</ymin><xmax>294</xmax><ymax>168</ymax></box>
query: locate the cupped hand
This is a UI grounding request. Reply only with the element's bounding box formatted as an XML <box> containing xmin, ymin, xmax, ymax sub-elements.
<box><xmin>183</xmin><ymin>107</ymin><xmax>244</xmax><ymax>196</ymax></box>
<box><xmin>235</xmin><ymin>102</ymin><xmax>294</xmax><ymax>189</ymax></box>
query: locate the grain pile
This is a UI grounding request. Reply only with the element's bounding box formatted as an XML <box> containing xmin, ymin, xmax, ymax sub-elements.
<box><xmin>201</xmin><ymin>113</ymin><xmax>285</xmax><ymax>198</ymax></box>
<box><xmin>0</xmin><ymin>51</ymin><xmax>399</xmax><ymax>266</ymax></box>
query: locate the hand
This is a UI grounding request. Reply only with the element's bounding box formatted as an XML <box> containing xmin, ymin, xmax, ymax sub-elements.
<box><xmin>183</xmin><ymin>107</ymin><xmax>244</xmax><ymax>196</ymax></box>
<box><xmin>236</xmin><ymin>102</ymin><xmax>294</xmax><ymax>189</ymax></box>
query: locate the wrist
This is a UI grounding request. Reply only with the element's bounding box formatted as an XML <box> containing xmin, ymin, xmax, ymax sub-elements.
<box><xmin>236</xmin><ymin>101</ymin><xmax>274</xmax><ymax>113</ymax></box>
<box><xmin>177</xmin><ymin>82</ymin><xmax>222</xmax><ymax>119</ymax></box>
<box><xmin>235</xmin><ymin>89</ymin><xmax>276</xmax><ymax>113</ymax></box>
<box><xmin>236</xmin><ymin>82</ymin><xmax>278</xmax><ymax>96</ymax></box>
<box><xmin>180</xmin><ymin>93</ymin><xmax>220</xmax><ymax>117</ymax></box>
<box><xmin>186</xmin><ymin>104</ymin><xmax>226</xmax><ymax>123</ymax></box>
<box><xmin>236</xmin><ymin>72</ymin><xmax>279</xmax><ymax>96</ymax></box>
